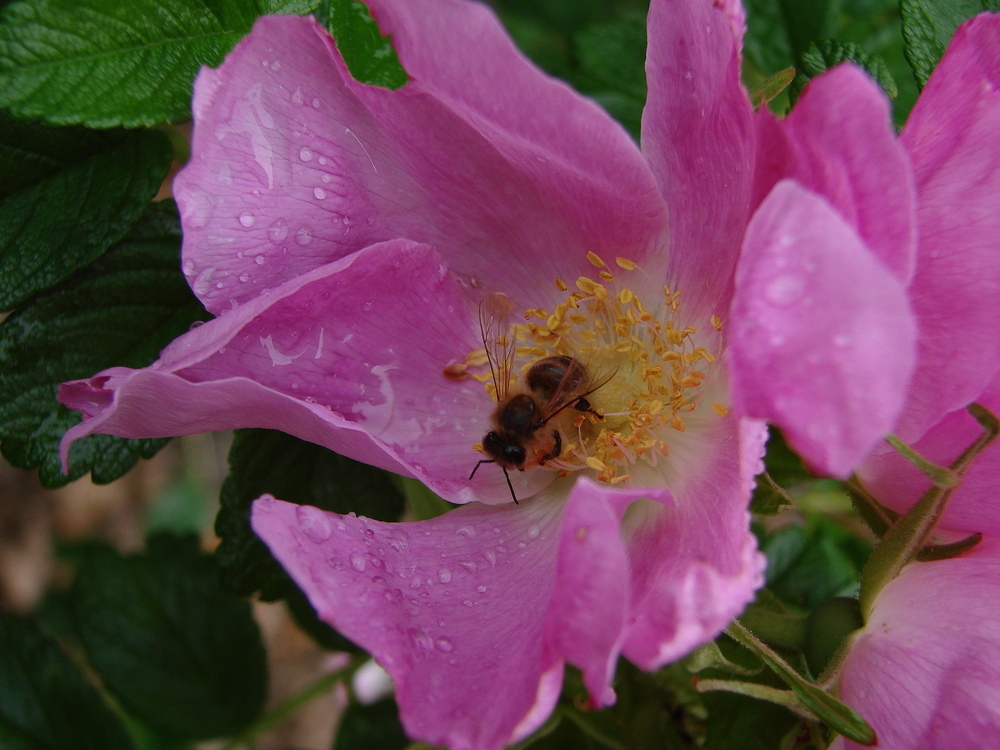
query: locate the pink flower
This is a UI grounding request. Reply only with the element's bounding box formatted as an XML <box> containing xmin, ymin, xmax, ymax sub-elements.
<box><xmin>58</xmin><ymin>0</ymin><xmax>921</xmax><ymax>747</ymax></box>
<box><xmin>731</xmin><ymin>14</ymin><xmax>1000</xmax><ymax>478</ymax></box>
<box><xmin>832</xmin><ymin>542</ymin><xmax>1000</xmax><ymax>750</ymax></box>
<box><xmin>773</xmin><ymin>17</ymin><xmax>1000</xmax><ymax>748</ymax></box>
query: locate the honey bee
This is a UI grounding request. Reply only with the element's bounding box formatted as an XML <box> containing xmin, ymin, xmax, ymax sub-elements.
<box><xmin>469</xmin><ymin>298</ymin><xmax>609</xmax><ymax>504</ymax></box>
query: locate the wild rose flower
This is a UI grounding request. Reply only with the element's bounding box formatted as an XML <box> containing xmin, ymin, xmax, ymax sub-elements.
<box><xmin>58</xmin><ymin>0</ymin><xmax>919</xmax><ymax>747</ymax></box>
<box><xmin>731</xmin><ymin>13</ymin><xmax>1000</xmax><ymax>478</ymax></box>
<box><xmin>831</xmin><ymin>542</ymin><xmax>1000</xmax><ymax>750</ymax></box>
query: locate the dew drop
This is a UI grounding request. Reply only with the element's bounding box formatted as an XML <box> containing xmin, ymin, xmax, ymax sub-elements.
<box><xmin>270</xmin><ymin>60</ymin><xmax>282</xmax><ymax>71</ymax></box>
<box><xmin>313</xmin><ymin>187</ymin><xmax>326</xmax><ymax>199</ymax></box>
<box><xmin>181</xmin><ymin>259</ymin><xmax>195</xmax><ymax>276</ymax></box>
<box><xmin>238</xmin><ymin>212</ymin><xmax>255</xmax><ymax>227</ymax></box>
<box><xmin>321</xmin><ymin>173</ymin><xmax>332</xmax><ymax>183</ymax></box>
<box><xmin>295</xmin><ymin>227</ymin><xmax>313</xmax><ymax>246</ymax></box>
<box><xmin>527</xmin><ymin>524</ymin><xmax>540</xmax><ymax>539</ymax></box>
<box><xmin>476</xmin><ymin>585</ymin><xmax>488</xmax><ymax>593</ymax></box>
<box><xmin>327</xmin><ymin>556</ymin><xmax>343</xmax><ymax>570</ymax></box>
<box><xmin>238</xmin><ymin>273</ymin><xmax>250</xmax><ymax>282</ymax></box>
<box><xmin>437</xmin><ymin>568</ymin><xmax>452</xmax><ymax>584</ymax></box>
<box><xmin>458</xmin><ymin>560</ymin><xmax>477</xmax><ymax>573</ymax></box>
<box><xmin>350</xmin><ymin>552</ymin><xmax>367</xmax><ymax>572</ymax></box>
<box><xmin>254</xmin><ymin>255</ymin><xmax>265</xmax><ymax>265</ymax></box>
<box><xmin>311</xmin><ymin>97</ymin><xmax>321</xmax><ymax>108</ymax></box>
<box><xmin>299</xmin><ymin>147</ymin><xmax>314</xmax><ymax>162</ymax></box>
<box><xmin>764</xmin><ymin>274</ymin><xmax>806</xmax><ymax>306</ymax></box>
<box><xmin>484</xmin><ymin>550</ymin><xmax>497</xmax><ymax>567</ymax></box>
<box><xmin>456</xmin><ymin>525</ymin><xmax>476</xmax><ymax>538</ymax></box>
<box><xmin>267</xmin><ymin>218</ymin><xmax>288</xmax><ymax>242</ymax></box>
<box><xmin>296</xmin><ymin>505</ymin><xmax>332</xmax><ymax>543</ymax></box>
<box><xmin>435</xmin><ymin>637</ymin><xmax>453</xmax><ymax>653</ymax></box>
<box><xmin>291</xmin><ymin>87</ymin><xmax>305</xmax><ymax>105</ymax></box>
<box><xmin>462</xmin><ymin>600</ymin><xmax>474</xmax><ymax>608</ymax></box>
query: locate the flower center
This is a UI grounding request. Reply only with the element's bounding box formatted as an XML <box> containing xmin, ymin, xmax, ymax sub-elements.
<box><xmin>462</xmin><ymin>254</ymin><xmax>726</xmax><ymax>486</ymax></box>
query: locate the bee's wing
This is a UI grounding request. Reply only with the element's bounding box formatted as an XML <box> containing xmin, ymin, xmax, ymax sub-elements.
<box><xmin>538</xmin><ymin>360</ymin><xmax>616</xmax><ymax>424</ymax></box>
<box><xmin>479</xmin><ymin>294</ymin><xmax>517</xmax><ymax>401</ymax></box>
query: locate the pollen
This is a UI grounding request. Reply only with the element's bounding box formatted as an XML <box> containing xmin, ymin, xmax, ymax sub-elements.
<box><xmin>464</xmin><ymin>260</ymin><xmax>726</xmax><ymax>487</ymax></box>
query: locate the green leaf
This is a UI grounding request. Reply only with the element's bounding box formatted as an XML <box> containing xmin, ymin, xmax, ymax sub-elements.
<box><xmin>0</xmin><ymin>0</ymin><xmax>320</xmax><ymax>127</ymax></box>
<box><xmin>70</xmin><ymin>535</ymin><xmax>268</xmax><ymax>741</ymax></box>
<box><xmin>0</xmin><ymin>200</ymin><xmax>208</xmax><ymax>487</ymax></box>
<box><xmin>778</xmin><ymin>0</ymin><xmax>842</xmax><ymax>58</ymax></box>
<box><xmin>702</xmin><ymin>691</ymin><xmax>799</xmax><ymax>750</ymax></box>
<box><xmin>901</xmin><ymin>0</ymin><xmax>1000</xmax><ymax>88</ymax></box>
<box><xmin>761</xmin><ymin>521</ymin><xmax>869</xmax><ymax>609</ymax></box>
<box><xmin>0</xmin><ymin>614</ymin><xmax>135</xmax><ymax>750</ymax></box>
<box><xmin>214</xmin><ymin>428</ymin><xmax>405</xmax><ymax>648</ymax></box>
<box><xmin>0</xmin><ymin>123</ymin><xmax>171</xmax><ymax>309</ymax></box>
<box><xmin>326</xmin><ymin>0</ymin><xmax>408</xmax><ymax>89</ymax></box>
<box><xmin>333</xmin><ymin>698</ymin><xmax>410</xmax><ymax>750</ymax></box>
<box><xmin>794</xmin><ymin>38</ymin><xmax>898</xmax><ymax>100</ymax></box>
<box><xmin>571</xmin><ymin>12</ymin><xmax>647</xmax><ymax>138</ymax></box>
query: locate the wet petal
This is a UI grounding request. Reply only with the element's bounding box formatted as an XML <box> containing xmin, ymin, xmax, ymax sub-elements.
<box><xmin>642</xmin><ymin>0</ymin><xmax>755</xmax><ymax>321</ymax></box>
<box><xmin>176</xmin><ymin>13</ymin><xmax>668</xmax><ymax>315</ymax></box>
<box><xmin>251</xmin><ymin>483</ymin><xmax>634</xmax><ymax>750</ymax></box>
<box><xmin>622</xmin><ymin>415</ymin><xmax>767</xmax><ymax>665</ymax></box>
<box><xmin>894</xmin><ymin>14</ymin><xmax>1000</xmax><ymax>441</ymax></box>
<box><xmin>753</xmin><ymin>65</ymin><xmax>916</xmax><ymax>282</ymax></box>
<box><xmin>835</xmin><ymin>551</ymin><xmax>1000</xmax><ymax>750</ymax></box>
<box><xmin>729</xmin><ymin>181</ymin><xmax>916</xmax><ymax>477</ymax></box>
<box><xmin>60</xmin><ymin>240</ymin><xmax>529</xmax><ymax>504</ymax></box>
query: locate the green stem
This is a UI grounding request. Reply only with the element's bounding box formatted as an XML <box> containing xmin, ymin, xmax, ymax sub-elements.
<box><xmin>884</xmin><ymin>434</ymin><xmax>959</xmax><ymax>488</ymax></box>
<box><xmin>725</xmin><ymin>622</ymin><xmax>875</xmax><ymax>745</ymax></box>
<box><xmin>220</xmin><ymin>658</ymin><xmax>363</xmax><ymax>750</ymax></box>
<box><xmin>859</xmin><ymin>404</ymin><xmax>999</xmax><ymax>619</ymax></box>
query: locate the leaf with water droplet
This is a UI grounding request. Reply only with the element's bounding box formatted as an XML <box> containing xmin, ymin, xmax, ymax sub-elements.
<box><xmin>0</xmin><ymin>200</ymin><xmax>208</xmax><ymax>487</ymax></box>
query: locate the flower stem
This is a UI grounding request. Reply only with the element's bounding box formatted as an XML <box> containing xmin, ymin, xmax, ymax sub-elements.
<box><xmin>859</xmin><ymin>404</ymin><xmax>999</xmax><ymax>619</ymax></box>
<box><xmin>220</xmin><ymin>657</ymin><xmax>363</xmax><ymax>750</ymax></box>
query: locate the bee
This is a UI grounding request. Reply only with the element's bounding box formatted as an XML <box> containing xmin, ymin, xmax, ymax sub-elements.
<box><xmin>468</xmin><ymin>298</ymin><xmax>609</xmax><ymax>504</ymax></box>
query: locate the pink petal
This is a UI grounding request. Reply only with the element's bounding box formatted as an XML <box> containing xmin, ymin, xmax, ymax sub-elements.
<box><xmin>894</xmin><ymin>14</ymin><xmax>1000</xmax><ymax>441</ymax></box>
<box><xmin>175</xmin><ymin>13</ymin><xmax>668</xmax><ymax>316</ymax></box>
<box><xmin>60</xmin><ymin>240</ymin><xmax>533</xmax><ymax>504</ymax></box>
<box><xmin>641</xmin><ymin>0</ymin><xmax>755</xmax><ymax>321</ymax></box>
<box><xmin>623</xmin><ymin>415</ymin><xmax>767</xmax><ymax>666</ymax></box>
<box><xmin>728</xmin><ymin>181</ymin><xmax>917</xmax><ymax>477</ymax></box>
<box><xmin>857</xmin><ymin>370</ymin><xmax>1000</xmax><ymax>537</ymax></box>
<box><xmin>753</xmin><ymin>65</ymin><xmax>916</xmax><ymax>282</ymax></box>
<box><xmin>836</xmin><ymin>552</ymin><xmax>1000</xmax><ymax>750</ymax></box>
<box><xmin>250</xmin><ymin>485</ymin><xmax>633</xmax><ymax>750</ymax></box>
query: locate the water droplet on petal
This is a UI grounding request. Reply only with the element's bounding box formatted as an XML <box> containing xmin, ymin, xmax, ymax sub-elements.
<box><xmin>181</xmin><ymin>259</ymin><xmax>195</xmax><ymax>276</ymax></box>
<box><xmin>296</xmin><ymin>227</ymin><xmax>313</xmax><ymax>246</ymax></box>
<box><xmin>270</xmin><ymin>60</ymin><xmax>282</xmax><ymax>71</ymax></box>
<box><xmin>527</xmin><ymin>524</ymin><xmax>540</xmax><ymax>539</ymax></box>
<box><xmin>299</xmin><ymin>147</ymin><xmax>314</xmax><ymax>162</ymax></box>
<box><xmin>456</xmin><ymin>526</ymin><xmax>476</xmax><ymax>538</ymax></box>
<box><xmin>267</xmin><ymin>218</ymin><xmax>288</xmax><ymax>242</ymax></box>
<box><xmin>437</xmin><ymin>568</ymin><xmax>452</xmax><ymax>584</ymax></box>
<box><xmin>476</xmin><ymin>585</ymin><xmax>487</xmax><ymax>593</ymax></box>
<box><xmin>484</xmin><ymin>550</ymin><xmax>497</xmax><ymax>567</ymax></box>
<box><xmin>350</xmin><ymin>553</ymin><xmax>367</xmax><ymax>572</ymax></box>
<box><xmin>238</xmin><ymin>212</ymin><xmax>255</xmax><ymax>227</ymax></box>
<box><xmin>764</xmin><ymin>274</ymin><xmax>805</xmax><ymax>306</ymax></box>
<box><xmin>255</xmin><ymin>255</ymin><xmax>265</xmax><ymax>265</ymax></box>
<box><xmin>458</xmin><ymin>560</ymin><xmax>476</xmax><ymax>573</ymax></box>
<box><xmin>296</xmin><ymin>505</ymin><xmax>332</xmax><ymax>543</ymax></box>
<box><xmin>313</xmin><ymin>187</ymin><xmax>326</xmax><ymax>199</ymax></box>
<box><xmin>435</xmin><ymin>637</ymin><xmax>453</xmax><ymax>652</ymax></box>
<box><xmin>462</xmin><ymin>599</ymin><xmax>474</xmax><ymax>607</ymax></box>
<box><xmin>311</xmin><ymin>97</ymin><xmax>321</xmax><ymax>108</ymax></box>
<box><xmin>327</xmin><ymin>556</ymin><xmax>343</xmax><ymax>570</ymax></box>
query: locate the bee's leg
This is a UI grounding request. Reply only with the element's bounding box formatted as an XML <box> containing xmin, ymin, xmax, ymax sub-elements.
<box><xmin>539</xmin><ymin>430</ymin><xmax>563</xmax><ymax>465</ymax></box>
<box><xmin>470</xmin><ymin>459</ymin><xmax>519</xmax><ymax>504</ymax></box>
<box><xmin>469</xmin><ymin>458</ymin><xmax>495</xmax><ymax>480</ymax></box>
<box><xmin>573</xmin><ymin>397</ymin><xmax>603</xmax><ymax>418</ymax></box>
